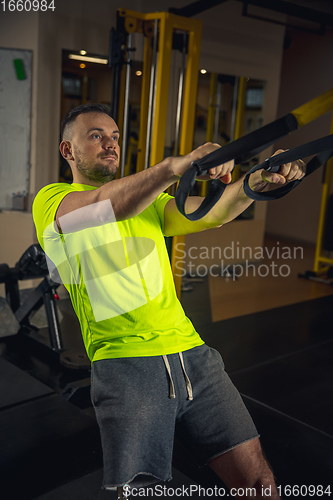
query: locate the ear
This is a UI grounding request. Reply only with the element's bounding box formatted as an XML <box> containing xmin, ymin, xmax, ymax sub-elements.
<box><xmin>59</xmin><ymin>141</ymin><xmax>74</xmax><ymax>161</ymax></box>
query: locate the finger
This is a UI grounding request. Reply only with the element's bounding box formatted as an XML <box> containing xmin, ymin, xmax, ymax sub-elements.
<box><xmin>270</xmin><ymin>149</ymin><xmax>293</xmax><ymax>180</ymax></box>
<box><xmin>261</xmin><ymin>171</ymin><xmax>286</xmax><ymax>184</ymax></box>
<box><xmin>283</xmin><ymin>161</ymin><xmax>299</xmax><ymax>181</ymax></box>
<box><xmin>192</xmin><ymin>142</ymin><xmax>221</xmax><ymax>162</ymax></box>
<box><xmin>293</xmin><ymin>159</ymin><xmax>306</xmax><ymax>180</ymax></box>
<box><xmin>209</xmin><ymin>159</ymin><xmax>234</xmax><ymax>179</ymax></box>
<box><xmin>279</xmin><ymin>161</ymin><xmax>293</xmax><ymax>179</ymax></box>
<box><xmin>208</xmin><ymin>172</ymin><xmax>232</xmax><ymax>183</ymax></box>
<box><xmin>281</xmin><ymin>159</ymin><xmax>306</xmax><ymax>182</ymax></box>
<box><xmin>271</xmin><ymin>148</ymin><xmax>286</xmax><ymax>157</ymax></box>
<box><xmin>271</xmin><ymin>149</ymin><xmax>298</xmax><ymax>180</ymax></box>
<box><xmin>208</xmin><ymin>167</ymin><xmax>217</xmax><ymax>177</ymax></box>
<box><xmin>220</xmin><ymin>172</ymin><xmax>232</xmax><ymax>184</ymax></box>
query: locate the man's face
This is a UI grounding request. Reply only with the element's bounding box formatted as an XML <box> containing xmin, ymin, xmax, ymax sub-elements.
<box><xmin>70</xmin><ymin>112</ymin><xmax>121</xmax><ymax>185</ymax></box>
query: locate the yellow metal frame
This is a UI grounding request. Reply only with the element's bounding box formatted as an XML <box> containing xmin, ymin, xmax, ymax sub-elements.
<box><xmin>136</xmin><ymin>32</ymin><xmax>153</xmax><ymax>173</ymax></box>
<box><xmin>198</xmin><ymin>72</ymin><xmax>219</xmax><ymax>199</ymax></box>
<box><xmin>291</xmin><ymin>88</ymin><xmax>333</xmax><ymax>127</ymax></box>
<box><xmin>312</xmin><ymin>111</ymin><xmax>333</xmax><ymax>274</ymax></box>
<box><xmin>233</xmin><ymin>77</ymin><xmax>247</xmax><ymax>141</ymax></box>
<box><xmin>117</xmin><ymin>9</ymin><xmax>202</xmax><ymax>297</ymax></box>
<box><xmin>289</xmin><ymin>88</ymin><xmax>333</xmax><ymax>276</ymax></box>
<box><xmin>117</xmin><ymin>9</ymin><xmax>202</xmax><ymax>164</ymax></box>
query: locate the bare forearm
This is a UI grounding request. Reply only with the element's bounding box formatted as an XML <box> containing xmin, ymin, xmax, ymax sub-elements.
<box><xmin>206</xmin><ymin>168</ymin><xmax>291</xmax><ymax>226</ymax></box>
<box><xmin>205</xmin><ymin>175</ymin><xmax>254</xmax><ymax>226</ymax></box>
<box><xmin>164</xmin><ymin>149</ymin><xmax>306</xmax><ymax>236</ymax></box>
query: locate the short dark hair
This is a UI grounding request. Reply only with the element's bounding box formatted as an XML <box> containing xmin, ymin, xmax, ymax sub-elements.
<box><xmin>60</xmin><ymin>103</ymin><xmax>110</xmax><ymax>141</ymax></box>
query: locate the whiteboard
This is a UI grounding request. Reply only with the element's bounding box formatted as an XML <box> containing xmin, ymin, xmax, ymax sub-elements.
<box><xmin>0</xmin><ymin>48</ymin><xmax>32</xmax><ymax>210</ymax></box>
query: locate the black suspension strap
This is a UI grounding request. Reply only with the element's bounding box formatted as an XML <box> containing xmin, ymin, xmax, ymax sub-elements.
<box><xmin>243</xmin><ymin>134</ymin><xmax>333</xmax><ymax>201</ymax></box>
<box><xmin>175</xmin><ymin>113</ymin><xmax>298</xmax><ymax>221</ymax></box>
<box><xmin>175</xmin><ymin>118</ymin><xmax>333</xmax><ymax>220</ymax></box>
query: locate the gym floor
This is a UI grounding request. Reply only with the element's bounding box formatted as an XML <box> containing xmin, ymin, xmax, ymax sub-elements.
<box><xmin>1</xmin><ymin>236</ymin><xmax>332</xmax><ymax>499</ymax></box>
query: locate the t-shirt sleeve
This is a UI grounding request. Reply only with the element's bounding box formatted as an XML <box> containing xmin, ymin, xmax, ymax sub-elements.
<box><xmin>32</xmin><ymin>183</ymin><xmax>74</xmax><ymax>250</ymax></box>
<box><xmin>152</xmin><ymin>192</ymin><xmax>174</xmax><ymax>235</ymax></box>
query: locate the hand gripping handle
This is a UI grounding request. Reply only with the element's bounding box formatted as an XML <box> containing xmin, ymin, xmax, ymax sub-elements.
<box><xmin>243</xmin><ymin>134</ymin><xmax>333</xmax><ymax>201</ymax></box>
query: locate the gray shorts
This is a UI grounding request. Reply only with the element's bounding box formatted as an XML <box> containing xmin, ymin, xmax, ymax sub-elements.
<box><xmin>91</xmin><ymin>344</ymin><xmax>259</xmax><ymax>490</ymax></box>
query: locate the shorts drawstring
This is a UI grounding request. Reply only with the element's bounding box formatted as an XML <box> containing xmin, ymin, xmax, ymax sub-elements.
<box><xmin>179</xmin><ymin>352</ymin><xmax>193</xmax><ymax>401</ymax></box>
<box><xmin>162</xmin><ymin>353</ymin><xmax>193</xmax><ymax>401</ymax></box>
<box><xmin>163</xmin><ymin>355</ymin><xmax>175</xmax><ymax>399</ymax></box>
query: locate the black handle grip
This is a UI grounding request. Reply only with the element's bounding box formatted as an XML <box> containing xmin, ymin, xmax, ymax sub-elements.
<box><xmin>175</xmin><ymin>113</ymin><xmax>299</xmax><ymax>221</ymax></box>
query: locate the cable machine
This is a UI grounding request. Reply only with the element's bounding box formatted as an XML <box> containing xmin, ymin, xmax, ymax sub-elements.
<box><xmin>109</xmin><ymin>8</ymin><xmax>202</xmax><ymax>298</ymax></box>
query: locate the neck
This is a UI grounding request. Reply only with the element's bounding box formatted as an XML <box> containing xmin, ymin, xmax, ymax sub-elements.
<box><xmin>71</xmin><ymin>170</ymin><xmax>105</xmax><ymax>188</ymax></box>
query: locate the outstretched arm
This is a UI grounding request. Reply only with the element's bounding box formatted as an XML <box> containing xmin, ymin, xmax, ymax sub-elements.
<box><xmin>55</xmin><ymin>143</ymin><xmax>226</xmax><ymax>231</ymax></box>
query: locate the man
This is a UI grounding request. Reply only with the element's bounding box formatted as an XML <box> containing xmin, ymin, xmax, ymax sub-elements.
<box><xmin>33</xmin><ymin>103</ymin><xmax>305</xmax><ymax>498</ymax></box>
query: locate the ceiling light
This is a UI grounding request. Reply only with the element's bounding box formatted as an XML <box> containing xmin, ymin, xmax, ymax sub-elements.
<box><xmin>69</xmin><ymin>54</ymin><xmax>108</xmax><ymax>64</ymax></box>
<box><xmin>136</xmin><ymin>70</ymin><xmax>142</xmax><ymax>76</ymax></box>
<box><xmin>200</xmin><ymin>69</ymin><xmax>207</xmax><ymax>74</ymax></box>
<box><xmin>80</xmin><ymin>50</ymin><xmax>87</xmax><ymax>55</ymax></box>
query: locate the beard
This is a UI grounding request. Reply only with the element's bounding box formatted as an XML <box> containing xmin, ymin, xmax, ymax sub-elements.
<box><xmin>75</xmin><ymin>149</ymin><xmax>119</xmax><ymax>184</ymax></box>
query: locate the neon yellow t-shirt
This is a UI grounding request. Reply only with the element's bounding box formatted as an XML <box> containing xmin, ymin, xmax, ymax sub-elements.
<box><xmin>32</xmin><ymin>182</ymin><xmax>204</xmax><ymax>362</ymax></box>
